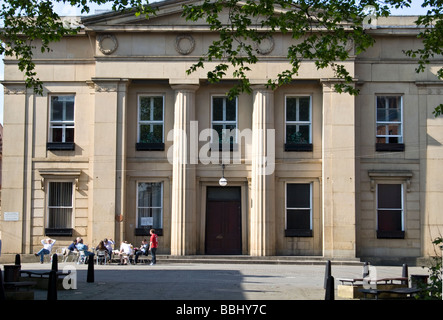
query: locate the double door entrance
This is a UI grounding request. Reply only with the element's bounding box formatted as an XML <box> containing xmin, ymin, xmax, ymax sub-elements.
<box><xmin>205</xmin><ymin>186</ymin><xmax>242</xmax><ymax>255</ymax></box>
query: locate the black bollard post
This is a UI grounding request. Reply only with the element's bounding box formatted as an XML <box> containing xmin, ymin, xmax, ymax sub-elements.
<box><xmin>325</xmin><ymin>275</ymin><xmax>335</xmax><ymax>300</ymax></box>
<box><xmin>47</xmin><ymin>270</ymin><xmax>57</xmax><ymax>300</ymax></box>
<box><xmin>51</xmin><ymin>253</ymin><xmax>58</xmax><ymax>272</ymax></box>
<box><xmin>0</xmin><ymin>268</ymin><xmax>6</xmax><ymax>301</ymax></box>
<box><xmin>15</xmin><ymin>254</ymin><xmax>21</xmax><ymax>266</ymax></box>
<box><xmin>402</xmin><ymin>263</ymin><xmax>408</xmax><ymax>285</ymax></box>
<box><xmin>87</xmin><ymin>254</ymin><xmax>95</xmax><ymax>283</ymax></box>
<box><xmin>362</xmin><ymin>261</ymin><xmax>369</xmax><ymax>278</ymax></box>
<box><xmin>324</xmin><ymin>260</ymin><xmax>331</xmax><ymax>289</ymax></box>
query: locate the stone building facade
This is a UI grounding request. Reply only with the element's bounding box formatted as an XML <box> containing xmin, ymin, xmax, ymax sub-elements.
<box><xmin>1</xmin><ymin>1</ymin><xmax>442</xmax><ymax>263</ymax></box>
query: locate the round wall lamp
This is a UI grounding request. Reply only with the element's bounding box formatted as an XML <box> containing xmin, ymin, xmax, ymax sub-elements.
<box><xmin>219</xmin><ymin>164</ymin><xmax>227</xmax><ymax>186</ymax></box>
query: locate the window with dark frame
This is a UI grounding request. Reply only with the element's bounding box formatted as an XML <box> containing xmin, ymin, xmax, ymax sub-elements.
<box><xmin>48</xmin><ymin>95</ymin><xmax>75</xmax><ymax>150</ymax></box>
<box><xmin>46</xmin><ymin>181</ymin><xmax>73</xmax><ymax>236</ymax></box>
<box><xmin>376</xmin><ymin>95</ymin><xmax>404</xmax><ymax>152</ymax></box>
<box><xmin>137</xmin><ymin>95</ymin><xmax>164</xmax><ymax>151</ymax></box>
<box><xmin>285</xmin><ymin>183</ymin><xmax>312</xmax><ymax>237</ymax></box>
<box><xmin>377</xmin><ymin>183</ymin><xmax>404</xmax><ymax>239</ymax></box>
<box><xmin>136</xmin><ymin>182</ymin><xmax>163</xmax><ymax>236</ymax></box>
<box><xmin>285</xmin><ymin>96</ymin><xmax>312</xmax><ymax>152</ymax></box>
<box><xmin>212</xmin><ymin>96</ymin><xmax>237</xmax><ymax>150</ymax></box>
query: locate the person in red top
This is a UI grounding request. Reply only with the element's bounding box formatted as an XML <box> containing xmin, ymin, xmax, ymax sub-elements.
<box><xmin>149</xmin><ymin>229</ymin><xmax>158</xmax><ymax>265</ymax></box>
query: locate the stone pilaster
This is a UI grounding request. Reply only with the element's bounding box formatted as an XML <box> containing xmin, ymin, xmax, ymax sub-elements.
<box><xmin>250</xmin><ymin>85</ymin><xmax>276</xmax><ymax>256</ymax></box>
<box><xmin>170</xmin><ymin>84</ymin><xmax>199</xmax><ymax>255</ymax></box>
<box><xmin>1</xmin><ymin>82</ymin><xmax>30</xmax><ymax>254</ymax></box>
<box><xmin>321</xmin><ymin>80</ymin><xmax>356</xmax><ymax>259</ymax></box>
<box><xmin>90</xmin><ymin>78</ymin><xmax>129</xmax><ymax>245</ymax></box>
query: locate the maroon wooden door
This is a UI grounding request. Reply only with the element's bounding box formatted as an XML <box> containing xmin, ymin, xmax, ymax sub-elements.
<box><xmin>205</xmin><ymin>187</ymin><xmax>242</xmax><ymax>255</ymax></box>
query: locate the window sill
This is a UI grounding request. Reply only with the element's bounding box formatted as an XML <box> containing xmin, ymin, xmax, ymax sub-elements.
<box><xmin>47</xmin><ymin>142</ymin><xmax>75</xmax><ymax>151</ymax></box>
<box><xmin>285</xmin><ymin>143</ymin><xmax>313</xmax><ymax>152</ymax></box>
<box><xmin>135</xmin><ymin>228</ymin><xmax>163</xmax><ymax>236</ymax></box>
<box><xmin>377</xmin><ymin>230</ymin><xmax>405</xmax><ymax>239</ymax></box>
<box><xmin>284</xmin><ymin>229</ymin><xmax>313</xmax><ymax>237</ymax></box>
<box><xmin>376</xmin><ymin>143</ymin><xmax>405</xmax><ymax>152</ymax></box>
<box><xmin>136</xmin><ymin>143</ymin><xmax>165</xmax><ymax>151</ymax></box>
<box><xmin>45</xmin><ymin>228</ymin><xmax>73</xmax><ymax>237</ymax></box>
<box><xmin>209</xmin><ymin>143</ymin><xmax>238</xmax><ymax>152</ymax></box>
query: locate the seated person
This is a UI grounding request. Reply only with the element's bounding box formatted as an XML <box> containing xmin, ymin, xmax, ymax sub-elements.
<box><xmin>104</xmin><ymin>238</ymin><xmax>115</xmax><ymax>261</ymax></box>
<box><xmin>75</xmin><ymin>239</ymin><xmax>94</xmax><ymax>257</ymax></box>
<box><xmin>118</xmin><ymin>241</ymin><xmax>134</xmax><ymax>265</ymax></box>
<box><xmin>63</xmin><ymin>239</ymin><xmax>78</xmax><ymax>259</ymax></box>
<box><xmin>134</xmin><ymin>239</ymin><xmax>149</xmax><ymax>264</ymax></box>
<box><xmin>34</xmin><ymin>238</ymin><xmax>56</xmax><ymax>263</ymax></box>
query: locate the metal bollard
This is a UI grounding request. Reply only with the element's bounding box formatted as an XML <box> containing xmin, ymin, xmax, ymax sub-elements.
<box><xmin>51</xmin><ymin>253</ymin><xmax>58</xmax><ymax>272</ymax></box>
<box><xmin>362</xmin><ymin>261</ymin><xmax>370</xmax><ymax>278</ymax></box>
<box><xmin>325</xmin><ymin>275</ymin><xmax>335</xmax><ymax>300</ymax></box>
<box><xmin>0</xmin><ymin>268</ymin><xmax>6</xmax><ymax>301</ymax></box>
<box><xmin>87</xmin><ymin>254</ymin><xmax>95</xmax><ymax>283</ymax></box>
<box><xmin>324</xmin><ymin>260</ymin><xmax>331</xmax><ymax>289</ymax></box>
<box><xmin>402</xmin><ymin>263</ymin><xmax>408</xmax><ymax>285</ymax></box>
<box><xmin>15</xmin><ymin>254</ymin><xmax>21</xmax><ymax>266</ymax></box>
<box><xmin>47</xmin><ymin>270</ymin><xmax>57</xmax><ymax>300</ymax></box>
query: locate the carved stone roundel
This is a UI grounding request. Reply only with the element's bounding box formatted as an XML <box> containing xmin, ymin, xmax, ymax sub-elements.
<box><xmin>98</xmin><ymin>34</ymin><xmax>118</xmax><ymax>55</ymax></box>
<box><xmin>254</xmin><ymin>36</ymin><xmax>274</xmax><ymax>55</ymax></box>
<box><xmin>175</xmin><ymin>34</ymin><xmax>195</xmax><ymax>55</ymax></box>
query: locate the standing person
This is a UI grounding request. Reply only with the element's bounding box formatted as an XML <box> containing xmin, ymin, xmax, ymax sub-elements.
<box><xmin>149</xmin><ymin>229</ymin><xmax>158</xmax><ymax>266</ymax></box>
<box><xmin>34</xmin><ymin>238</ymin><xmax>56</xmax><ymax>263</ymax></box>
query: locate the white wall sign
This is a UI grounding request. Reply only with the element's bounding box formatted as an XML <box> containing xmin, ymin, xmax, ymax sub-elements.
<box><xmin>4</xmin><ymin>212</ymin><xmax>19</xmax><ymax>221</ymax></box>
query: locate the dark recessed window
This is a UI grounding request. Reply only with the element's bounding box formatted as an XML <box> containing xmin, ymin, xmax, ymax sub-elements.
<box><xmin>285</xmin><ymin>183</ymin><xmax>312</xmax><ymax>237</ymax></box>
<box><xmin>377</xmin><ymin>184</ymin><xmax>404</xmax><ymax>239</ymax></box>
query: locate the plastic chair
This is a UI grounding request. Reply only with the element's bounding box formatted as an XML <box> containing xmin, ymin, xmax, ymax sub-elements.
<box><xmin>77</xmin><ymin>250</ymin><xmax>88</xmax><ymax>264</ymax></box>
<box><xmin>63</xmin><ymin>250</ymin><xmax>79</xmax><ymax>263</ymax></box>
<box><xmin>96</xmin><ymin>250</ymin><xmax>107</xmax><ymax>265</ymax></box>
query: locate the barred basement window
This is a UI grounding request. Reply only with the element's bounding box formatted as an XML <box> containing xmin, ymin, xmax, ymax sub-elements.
<box><xmin>47</xmin><ymin>182</ymin><xmax>73</xmax><ymax>230</ymax></box>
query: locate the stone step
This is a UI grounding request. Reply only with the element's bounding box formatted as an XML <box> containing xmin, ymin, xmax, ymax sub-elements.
<box><xmin>1</xmin><ymin>253</ymin><xmax>363</xmax><ymax>266</ymax></box>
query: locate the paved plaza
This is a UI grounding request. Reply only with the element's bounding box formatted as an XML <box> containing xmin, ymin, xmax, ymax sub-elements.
<box><xmin>2</xmin><ymin>260</ymin><xmax>427</xmax><ymax>301</ymax></box>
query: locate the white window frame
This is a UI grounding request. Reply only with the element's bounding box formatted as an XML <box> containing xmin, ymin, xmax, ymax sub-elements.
<box><xmin>211</xmin><ymin>95</ymin><xmax>238</xmax><ymax>145</ymax></box>
<box><xmin>49</xmin><ymin>95</ymin><xmax>75</xmax><ymax>143</ymax></box>
<box><xmin>284</xmin><ymin>95</ymin><xmax>312</xmax><ymax>144</ymax></box>
<box><xmin>136</xmin><ymin>181</ymin><xmax>164</xmax><ymax>229</ymax></box>
<box><xmin>137</xmin><ymin>95</ymin><xmax>165</xmax><ymax>143</ymax></box>
<box><xmin>46</xmin><ymin>180</ymin><xmax>75</xmax><ymax>229</ymax></box>
<box><xmin>285</xmin><ymin>182</ymin><xmax>313</xmax><ymax>231</ymax></box>
<box><xmin>376</xmin><ymin>183</ymin><xmax>405</xmax><ymax>232</ymax></box>
<box><xmin>375</xmin><ymin>95</ymin><xmax>403</xmax><ymax>144</ymax></box>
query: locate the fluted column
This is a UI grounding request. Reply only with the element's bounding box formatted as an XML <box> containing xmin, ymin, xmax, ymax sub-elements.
<box><xmin>170</xmin><ymin>84</ymin><xmax>199</xmax><ymax>255</ymax></box>
<box><xmin>250</xmin><ymin>85</ymin><xmax>276</xmax><ymax>256</ymax></box>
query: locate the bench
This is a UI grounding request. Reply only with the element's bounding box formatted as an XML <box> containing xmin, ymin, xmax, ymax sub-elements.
<box><xmin>337</xmin><ymin>277</ymin><xmax>408</xmax><ymax>299</ymax></box>
<box><xmin>3</xmin><ymin>281</ymin><xmax>35</xmax><ymax>291</ymax></box>
<box><xmin>20</xmin><ymin>270</ymin><xmax>70</xmax><ymax>290</ymax></box>
<box><xmin>337</xmin><ymin>277</ymin><xmax>408</xmax><ymax>285</ymax></box>
<box><xmin>359</xmin><ymin>287</ymin><xmax>421</xmax><ymax>300</ymax></box>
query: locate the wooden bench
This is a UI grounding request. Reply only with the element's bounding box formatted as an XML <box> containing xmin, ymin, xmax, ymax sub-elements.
<box><xmin>359</xmin><ymin>287</ymin><xmax>421</xmax><ymax>300</ymax></box>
